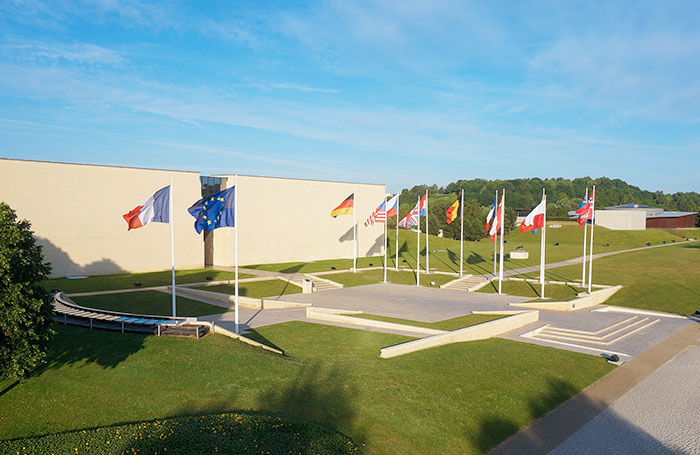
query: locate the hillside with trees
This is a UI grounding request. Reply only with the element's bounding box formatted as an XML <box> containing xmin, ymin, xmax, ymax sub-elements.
<box><xmin>390</xmin><ymin>177</ymin><xmax>700</xmax><ymax>241</ymax></box>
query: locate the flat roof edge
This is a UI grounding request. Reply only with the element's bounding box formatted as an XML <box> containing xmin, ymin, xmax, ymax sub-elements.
<box><xmin>211</xmin><ymin>173</ymin><xmax>385</xmax><ymax>187</ymax></box>
<box><xmin>0</xmin><ymin>157</ymin><xmax>200</xmax><ymax>175</ymax></box>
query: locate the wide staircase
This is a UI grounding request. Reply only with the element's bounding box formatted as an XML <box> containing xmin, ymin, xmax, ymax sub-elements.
<box><xmin>289</xmin><ymin>274</ymin><xmax>343</xmax><ymax>292</ymax></box>
<box><xmin>440</xmin><ymin>274</ymin><xmax>490</xmax><ymax>292</ymax></box>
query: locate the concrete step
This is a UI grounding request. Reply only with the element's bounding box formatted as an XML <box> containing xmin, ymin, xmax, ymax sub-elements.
<box><xmin>440</xmin><ymin>274</ymin><xmax>489</xmax><ymax>292</ymax></box>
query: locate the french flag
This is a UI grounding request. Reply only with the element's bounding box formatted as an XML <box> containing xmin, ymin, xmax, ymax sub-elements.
<box><xmin>485</xmin><ymin>194</ymin><xmax>497</xmax><ymax>233</ymax></box>
<box><xmin>520</xmin><ymin>197</ymin><xmax>546</xmax><ymax>233</ymax></box>
<box><xmin>123</xmin><ymin>185</ymin><xmax>170</xmax><ymax>231</ymax></box>
<box><xmin>489</xmin><ymin>194</ymin><xmax>504</xmax><ymax>242</ymax></box>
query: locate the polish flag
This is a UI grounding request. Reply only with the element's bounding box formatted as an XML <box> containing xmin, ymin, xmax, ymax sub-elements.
<box><xmin>123</xmin><ymin>185</ymin><xmax>170</xmax><ymax>230</ymax></box>
<box><xmin>489</xmin><ymin>194</ymin><xmax>504</xmax><ymax>242</ymax></box>
<box><xmin>520</xmin><ymin>197</ymin><xmax>546</xmax><ymax>233</ymax></box>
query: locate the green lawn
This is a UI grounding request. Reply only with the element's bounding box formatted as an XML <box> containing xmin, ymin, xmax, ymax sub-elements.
<box><xmin>43</xmin><ymin>269</ymin><xmax>254</xmax><ymax>294</ymax></box>
<box><xmin>478</xmin><ymin>280</ymin><xmax>586</xmax><ymax>301</ymax></box>
<box><xmin>72</xmin><ymin>290</ymin><xmax>231</xmax><ymax>317</ymax></box>
<box><xmin>350</xmin><ymin>313</ymin><xmax>505</xmax><ymax>331</ymax></box>
<box><xmin>0</xmin><ymin>323</ymin><xmax>614</xmax><ymax>454</ymax></box>
<box><xmin>196</xmin><ymin>279</ymin><xmax>302</xmax><ymax>299</ymax></box>
<box><xmin>245</xmin><ymin>256</ymin><xmax>385</xmax><ymax>274</ymax></box>
<box><xmin>328</xmin><ymin>268</ymin><xmax>456</xmax><ymax>288</ymax></box>
<box><xmin>0</xmin><ymin>413</ymin><xmax>359</xmax><ymax>455</ymax></box>
<box><xmin>246</xmin><ymin>224</ymin><xmax>699</xmax><ymax>277</ymax></box>
<box><xmin>513</xmin><ymin>242</ymin><xmax>700</xmax><ymax>314</ymax></box>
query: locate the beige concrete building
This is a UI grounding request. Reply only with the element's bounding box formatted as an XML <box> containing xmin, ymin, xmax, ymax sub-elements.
<box><xmin>0</xmin><ymin>158</ymin><xmax>386</xmax><ymax>277</ymax></box>
<box><xmin>207</xmin><ymin>174</ymin><xmax>385</xmax><ymax>267</ymax></box>
<box><xmin>594</xmin><ymin>209</ymin><xmax>647</xmax><ymax>230</ymax></box>
<box><xmin>0</xmin><ymin>158</ymin><xmax>204</xmax><ymax>277</ymax></box>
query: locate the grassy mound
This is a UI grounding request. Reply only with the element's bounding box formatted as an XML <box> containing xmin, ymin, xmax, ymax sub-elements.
<box><xmin>0</xmin><ymin>413</ymin><xmax>359</xmax><ymax>455</ymax></box>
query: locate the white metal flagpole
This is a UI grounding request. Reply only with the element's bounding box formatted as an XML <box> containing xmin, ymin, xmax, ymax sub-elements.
<box><xmin>498</xmin><ymin>189</ymin><xmax>505</xmax><ymax>294</ymax></box>
<box><xmin>493</xmin><ymin>189</ymin><xmax>498</xmax><ymax>277</ymax></box>
<box><xmin>353</xmin><ymin>190</ymin><xmax>357</xmax><ymax>272</ymax></box>
<box><xmin>540</xmin><ymin>188</ymin><xmax>546</xmax><ymax>299</ymax></box>
<box><xmin>234</xmin><ymin>175</ymin><xmax>239</xmax><ymax>334</ymax></box>
<box><xmin>587</xmin><ymin>185</ymin><xmax>596</xmax><ymax>293</ymax></box>
<box><xmin>416</xmin><ymin>196</ymin><xmax>420</xmax><ymax>287</ymax></box>
<box><xmin>170</xmin><ymin>178</ymin><xmax>176</xmax><ymax>317</ymax></box>
<box><xmin>383</xmin><ymin>195</ymin><xmax>388</xmax><ymax>283</ymax></box>
<box><xmin>395</xmin><ymin>192</ymin><xmax>399</xmax><ymax>271</ymax></box>
<box><xmin>581</xmin><ymin>188</ymin><xmax>589</xmax><ymax>285</ymax></box>
<box><xmin>460</xmin><ymin>189</ymin><xmax>464</xmax><ymax>277</ymax></box>
<box><xmin>425</xmin><ymin>190</ymin><xmax>429</xmax><ymax>275</ymax></box>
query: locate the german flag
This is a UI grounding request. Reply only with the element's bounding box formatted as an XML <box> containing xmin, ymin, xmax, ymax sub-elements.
<box><xmin>445</xmin><ymin>199</ymin><xmax>459</xmax><ymax>224</ymax></box>
<box><xmin>331</xmin><ymin>194</ymin><xmax>354</xmax><ymax>217</ymax></box>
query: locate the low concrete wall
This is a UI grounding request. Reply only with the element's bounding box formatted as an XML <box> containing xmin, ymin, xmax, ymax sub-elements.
<box><xmin>212</xmin><ymin>324</ymin><xmax>284</xmax><ymax>355</ymax></box>
<box><xmin>306</xmin><ymin>308</ymin><xmax>445</xmax><ymax>336</ymax></box>
<box><xmin>379</xmin><ymin>310</ymin><xmax>539</xmax><ymax>359</ymax></box>
<box><xmin>174</xmin><ymin>286</ymin><xmax>262</xmax><ymax>309</ymax></box>
<box><xmin>509</xmin><ymin>285</ymin><xmax>622</xmax><ymax>311</ymax></box>
<box><xmin>261</xmin><ymin>299</ymin><xmax>310</xmax><ymax>309</ymax></box>
<box><xmin>175</xmin><ymin>284</ymin><xmax>310</xmax><ymax>310</ymax></box>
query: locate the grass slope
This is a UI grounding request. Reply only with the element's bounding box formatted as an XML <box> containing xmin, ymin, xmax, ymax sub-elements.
<box><xmin>514</xmin><ymin>242</ymin><xmax>700</xmax><ymax>314</ymax></box>
<box><xmin>350</xmin><ymin>313</ymin><xmax>504</xmax><ymax>331</ymax></box>
<box><xmin>246</xmin><ymin>224</ymin><xmax>699</xmax><ymax>276</ymax></box>
<box><xmin>72</xmin><ymin>290</ymin><xmax>231</xmax><ymax>317</ymax></box>
<box><xmin>0</xmin><ymin>323</ymin><xmax>613</xmax><ymax>454</ymax></box>
<box><xmin>44</xmin><ymin>269</ymin><xmax>254</xmax><ymax>294</ymax></box>
<box><xmin>478</xmin><ymin>281</ymin><xmax>586</xmax><ymax>301</ymax></box>
<box><xmin>328</xmin><ymin>269</ymin><xmax>455</xmax><ymax>288</ymax></box>
<box><xmin>196</xmin><ymin>279</ymin><xmax>302</xmax><ymax>299</ymax></box>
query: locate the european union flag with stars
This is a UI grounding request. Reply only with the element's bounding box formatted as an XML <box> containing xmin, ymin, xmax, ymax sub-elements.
<box><xmin>187</xmin><ymin>186</ymin><xmax>235</xmax><ymax>234</ymax></box>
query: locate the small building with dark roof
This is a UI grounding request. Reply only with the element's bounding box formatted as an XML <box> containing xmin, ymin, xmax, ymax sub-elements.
<box><xmin>594</xmin><ymin>203</ymin><xmax>697</xmax><ymax>230</ymax></box>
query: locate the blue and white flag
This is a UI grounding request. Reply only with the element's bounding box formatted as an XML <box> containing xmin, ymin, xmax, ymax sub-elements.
<box><xmin>188</xmin><ymin>186</ymin><xmax>235</xmax><ymax>233</ymax></box>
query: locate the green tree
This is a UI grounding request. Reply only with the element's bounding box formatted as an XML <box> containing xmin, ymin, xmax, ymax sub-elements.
<box><xmin>0</xmin><ymin>202</ymin><xmax>54</xmax><ymax>380</ymax></box>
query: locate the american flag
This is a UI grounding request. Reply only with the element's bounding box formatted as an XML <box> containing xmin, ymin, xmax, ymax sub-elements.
<box><xmin>364</xmin><ymin>201</ymin><xmax>386</xmax><ymax>227</ymax></box>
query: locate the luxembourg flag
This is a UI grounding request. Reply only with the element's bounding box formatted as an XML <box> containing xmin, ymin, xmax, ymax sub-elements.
<box><xmin>385</xmin><ymin>195</ymin><xmax>399</xmax><ymax>217</ymax></box>
<box><xmin>123</xmin><ymin>185</ymin><xmax>170</xmax><ymax>230</ymax></box>
<box><xmin>520</xmin><ymin>197</ymin><xmax>546</xmax><ymax>233</ymax></box>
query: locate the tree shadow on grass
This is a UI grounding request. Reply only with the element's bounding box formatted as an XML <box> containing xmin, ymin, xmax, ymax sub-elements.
<box><xmin>256</xmin><ymin>363</ymin><xmax>359</xmax><ymax>432</ymax></box>
<box><xmin>468</xmin><ymin>377</ymin><xmax>580</xmax><ymax>453</ymax></box>
<box><xmin>31</xmin><ymin>324</ymin><xmax>147</xmax><ymax>375</ymax></box>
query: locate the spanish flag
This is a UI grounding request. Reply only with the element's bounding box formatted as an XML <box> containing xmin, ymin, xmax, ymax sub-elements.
<box><xmin>331</xmin><ymin>193</ymin><xmax>354</xmax><ymax>217</ymax></box>
<box><xmin>445</xmin><ymin>199</ymin><xmax>459</xmax><ymax>224</ymax></box>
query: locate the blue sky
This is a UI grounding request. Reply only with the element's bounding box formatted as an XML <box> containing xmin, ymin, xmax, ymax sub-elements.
<box><xmin>1</xmin><ymin>1</ymin><xmax>699</xmax><ymax>193</ymax></box>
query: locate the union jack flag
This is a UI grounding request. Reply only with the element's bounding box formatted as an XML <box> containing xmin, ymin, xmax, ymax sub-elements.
<box><xmin>398</xmin><ymin>199</ymin><xmax>421</xmax><ymax>228</ymax></box>
<box><xmin>364</xmin><ymin>201</ymin><xmax>387</xmax><ymax>227</ymax></box>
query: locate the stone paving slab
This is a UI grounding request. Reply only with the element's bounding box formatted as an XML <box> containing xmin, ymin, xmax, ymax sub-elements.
<box><xmin>489</xmin><ymin>323</ymin><xmax>700</xmax><ymax>455</ymax></box>
<box><xmin>550</xmin><ymin>345</ymin><xmax>700</xmax><ymax>454</ymax></box>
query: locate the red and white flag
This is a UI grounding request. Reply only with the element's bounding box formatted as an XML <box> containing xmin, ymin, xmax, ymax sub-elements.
<box><xmin>485</xmin><ymin>193</ymin><xmax>498</xmax><ymax>233</ymax></box>
<box><xmin>575</xmin><ymin>188</ymin><xmax>594</xmax><ymax>227</ymax></box>
<box><xmin>123</xmin><ymin>185</ymin><xmax>170</xmax><ymax>231</ymax></box>
<box><xmin>520</xmin><ymin>197</ymin><xmax>546</xmax><ymax>233</ymax></box>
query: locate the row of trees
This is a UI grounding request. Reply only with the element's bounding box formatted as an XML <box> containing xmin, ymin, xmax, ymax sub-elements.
<box><xmin>391</xmin><ymin>177</ymin><xmax>700</xmax><ymax>241</ymax></box>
